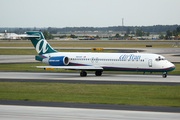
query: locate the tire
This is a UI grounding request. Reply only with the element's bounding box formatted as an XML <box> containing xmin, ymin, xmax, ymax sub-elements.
<box><xmin>95</xmin><ymin>71</ymin><xmax>102</xmax><ymax>76</ymax></box>
<box><xmin>162</xmin><ymin>74</ymin><xmax>167</xmax><ymax>78</ymax></box>
<box><xmin>80</xmin><ymin>71</ymin><xmax>87</xmax><ymax>77</ymax></box>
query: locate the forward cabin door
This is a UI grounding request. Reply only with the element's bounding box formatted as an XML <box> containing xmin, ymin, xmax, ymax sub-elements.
<box><xmin>148</xmin><ymin>59</ymin><xmax>152</xmax><ymax>67</ymax></box>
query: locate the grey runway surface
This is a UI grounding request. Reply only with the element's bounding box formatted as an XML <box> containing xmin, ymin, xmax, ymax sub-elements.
<box><xmin>0</xmin><ymin>105</ymin><xmax>180</xmax><ymax>120</ymax></box>
<box><xmin>0</xmin><ymin>72</ymin><xmax>180</xmax><ymax>83</ymax></box>
<box><xmin>1</xmin><ymin>100</ymin><xmax>180</xmax><ymax>113</ymax></box>
<box><xmin>0</xmin><ymin>55</ymin><xmax>36</xmax><ymax>63</ymax></box>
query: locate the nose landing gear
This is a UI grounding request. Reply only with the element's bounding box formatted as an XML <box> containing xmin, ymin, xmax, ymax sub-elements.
<box><xmin>162</xmin><ymin>72</ymin><xmax>167</xmax><ymax>78</ymax></box>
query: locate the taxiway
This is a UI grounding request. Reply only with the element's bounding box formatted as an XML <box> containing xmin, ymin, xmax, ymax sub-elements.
<box><xmin>0</xmin><ymin>72</ymin><xmax>180</xmax><ymax>83</ymax></box>
<box><xmin>0</xmin><ymin>105</ymin><xmax>180</xmax><ymax>120</ymax></box>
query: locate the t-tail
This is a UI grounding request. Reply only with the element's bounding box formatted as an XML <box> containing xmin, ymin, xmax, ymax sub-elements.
<box><xmin>26</xmin><ymin>31</ymin><xmax>57</xmax><ymax>55</ymax></box>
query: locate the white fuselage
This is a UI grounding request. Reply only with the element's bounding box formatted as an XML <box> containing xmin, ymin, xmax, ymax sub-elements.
<box><xmin>42</xmin><ymin>52</ymin><xmax>175</xmax><ymax>72</ymax></box>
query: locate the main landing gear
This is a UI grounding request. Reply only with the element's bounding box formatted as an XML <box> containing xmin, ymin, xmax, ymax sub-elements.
<box><xmin>95</xmin><ymin>71</ymin><xmax>102</xmax><ymax>76</ymax></box>
<box><xmin>80</xmin><ymin>71</ymin><xmax>87</xmax><ymax>77</ymax></box>
<box><xmin>80</xmin><ymin>71</ymin><xmax>103</xmax><ymax>77</ymax></box>
<box><xmin>162</xmin><ymin>72</ymin><xmax>167</xmax><ymax>78</ymax></box>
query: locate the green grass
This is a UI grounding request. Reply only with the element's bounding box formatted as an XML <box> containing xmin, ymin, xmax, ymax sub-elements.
<box><xmin>0</xmin><ymin>63</ymin><xmax>179</xmax><ymax>75</ymax></box>
<box><xmin>0</xmin><ymin>49</ymin><xmax>117</xmax><ymax>55</ymax></box>
<box><xmin>0</xmin><ymin>49</ymin><xmax>38</xmax><ymax>55</ymax></box>
<box><xmin>0</xmin><ymin>82</ymin><xmax>180</xmax><ymax>107</ymax></box>
<box><xmin>0</xmin><ymin>63</ymin><xmax>75</xmax><ymax>72</ymax></box>
<box><xmin>1</xmin><ymin>40</ymin><xmax>180</xmax><ymax>42</ymax></box>
<box><xmin>0</xmin><ymin>42</ymin><xmax>175</xmax><ymax>48</ymax></box>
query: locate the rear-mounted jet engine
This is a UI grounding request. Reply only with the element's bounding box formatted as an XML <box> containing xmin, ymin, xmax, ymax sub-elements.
<box><xmin>42</xmin><ymin>56</ymin><xmax>69</xmax><ymax>66</ymax></box>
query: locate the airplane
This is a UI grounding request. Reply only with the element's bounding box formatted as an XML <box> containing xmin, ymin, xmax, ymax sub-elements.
<box><xmin>12</xmin><ymin>31</ymin><xmax>175</xmax><ymax>78</ymax></box>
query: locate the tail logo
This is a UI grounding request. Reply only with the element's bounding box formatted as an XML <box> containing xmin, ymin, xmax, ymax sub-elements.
<box><xmin>27</xmin><ymin>32</ymin><xmax>56</xmax><ymax>55</ymax></box>
<box><xmin>36</xmin><ymin>39</ymin><xmax>48</xmax><ymax>54</ymax></box>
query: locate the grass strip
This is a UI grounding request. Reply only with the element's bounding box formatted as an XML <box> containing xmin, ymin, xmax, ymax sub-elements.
<box><xmin>0</xmin><ymin>63</ymin><xmax>75</xmax><ymax>72</ymax></box>
<box><xmin>0</xmin><ymin>49</ymin><xmax>117</xmax><ymax>55</ymax></box>
<box><xmin>1</xmin><ymin>40</ymin><xmax>180</xmax><ymax>43</ymax></box>
<box><xmin>0</xmin><ymin>82</ymin><xmax>180</xmax><ymax>107</ymax></box>
<box><xmin>0</xmin><ymin>42</ymin><xmax>174</xmax><ymax>48</ymax></box>
<box><xmin>0</xmin><ymin>63</ymin><xmax>179</xmax><ymax>74</ymax></box>
<box><xmin>0</xmin><ymin>49</ymin><xmax>38</xmax><ymax>55</ymax></box>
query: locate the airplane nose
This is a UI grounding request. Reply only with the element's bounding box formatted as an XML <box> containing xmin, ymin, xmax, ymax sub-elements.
<box><xmin>169</xmin><ymin>62</ymin><xmax>175</xmax><ymax>71</ymax></box>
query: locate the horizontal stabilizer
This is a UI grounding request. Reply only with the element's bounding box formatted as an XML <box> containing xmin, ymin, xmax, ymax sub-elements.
<box><xmin>36</xmin><ymin>66</ymin><xmax>103</xmax><ymax>70</ymax></box>
<box><xmin>10</xmin><ymin>34</ymin><xmax>40</xmax><ymax>38</ymax></box>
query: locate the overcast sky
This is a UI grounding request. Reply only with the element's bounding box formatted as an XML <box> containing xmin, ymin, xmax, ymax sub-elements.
<box><xmin>0</xmin><ymin>0</ymin><xmax>180</xmax><ymax>28</ymax></box>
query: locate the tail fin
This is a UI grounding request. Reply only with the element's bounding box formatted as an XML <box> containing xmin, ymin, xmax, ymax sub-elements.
<box><xmin>26</xmin><ymin>31</ymin><xmax>57</xmax><ymax>55</ymax></box>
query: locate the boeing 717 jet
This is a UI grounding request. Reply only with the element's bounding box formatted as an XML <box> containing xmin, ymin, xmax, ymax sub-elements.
<box><xmin>12</xmin><ymin>31</ymin><xmax>175</xmax><ymax>78</ymax></box>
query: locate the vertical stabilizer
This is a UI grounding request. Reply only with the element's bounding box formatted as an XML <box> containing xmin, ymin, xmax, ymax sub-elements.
<box><xmin>26</xmin><ymin>31</ymin><xmax>57</xmax><ymax>55</ymax></box>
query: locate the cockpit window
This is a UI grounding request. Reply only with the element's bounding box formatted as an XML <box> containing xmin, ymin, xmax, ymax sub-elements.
<box><xmin>155</xmin><ymin>56</ymin><xmax>166</xmax><ymax>61</ymax></box>
<box><xmin>156</xmin><ymin>58</ymin><xmax>159</xmax><ymax>61</ymax></box>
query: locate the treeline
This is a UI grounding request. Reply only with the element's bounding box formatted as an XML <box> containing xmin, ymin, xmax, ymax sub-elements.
<box><xmin>160</xmin><ymin>26</ymin><xmax>180</xmax><ymax>39</ymax></box>
<box><xmin>0</xmin><ymin>25</ymin><xmax>179</xmax><ymax>34</ymax></box>
<box><xmin>54</xmin><ymin>25</ymin><xmax>180</xmax><ymax>33</ymax></box>
<box><xmin>43</xmin><ymin>31</ymin><xmax>53</xmax><ymax>40</ymax></box>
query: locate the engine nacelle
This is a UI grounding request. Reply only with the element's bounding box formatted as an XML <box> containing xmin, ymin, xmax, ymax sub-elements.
<box><xmin>42</xmin><ymin>56</ymin><xmax>69</xmax><ymax>66</ymax></box>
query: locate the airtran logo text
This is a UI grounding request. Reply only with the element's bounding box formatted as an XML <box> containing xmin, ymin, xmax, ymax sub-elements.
<box><xmin>119</xmin><ymin>54</ymin><xmax>141</xmax><ymax>60</ymax></box>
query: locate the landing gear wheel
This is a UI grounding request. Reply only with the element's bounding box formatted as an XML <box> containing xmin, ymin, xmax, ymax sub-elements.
<box><xmin>162</xmin><ymin>72</ymin><xmax>167</xmax><ymax>78</ymax></box>
<box><xmin>95</xmin><ymin>71</ymin><xmax>102</xmax><ymax>76</ymax></box>
<box><xmin>162</xmin><ymin>74</ymin><xmax>167</xmax><ymax>78</ymax></box>
<box><xmin>80</xmin><ymin>71</ymin><xmax>87</xmax><ymax>77</ymax></box>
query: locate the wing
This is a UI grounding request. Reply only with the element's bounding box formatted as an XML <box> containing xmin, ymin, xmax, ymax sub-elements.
<box><xmin>36</xmin><ymin>66</ymin><xmax>103</xmax><ymax>70</ymax></box>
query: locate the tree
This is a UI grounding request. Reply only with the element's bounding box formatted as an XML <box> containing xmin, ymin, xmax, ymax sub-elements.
<box><xmin>48</xmin><ymin>34</ymin><xmax>53</xmax><ymax>39</ymax></box>
<box><xmin>115</xmin><ymin>33</ymin><xmax>121</xmax><ymax>37</ymax></box>
<box><xmin>172</xmin><ymin>30</ymin><xmax>178</xmax><ymax>37</ymax></box>
<box><xmin>43</xmin><ymin>30</ymin><xmax>53</xmax><ymax>40</ymax></box>
<box><xmin>146</xmin><ymin>32</ymin><xmax>150</xmax><ymax>36</ymax></box>
<box><xmin>95</xmin><ymin>35</ymin><xmax>100</xmax><ymax>39</ymax></box>
<box><xmin>173</xmin><ymin>26</ymin><xmax>180</xmax><ymax>37</ymax></box>
<box><xmin>159</xmin><ymin>33</ymin><xmax>164</xmax><ymax>39</ymax></box>
<box><xmin>43</xmin><ymin>31</ymin><xmax>49</xmax><ymax>39</ymax></box>
<box><xmin>126</xmin><ymin>28</ymin><xmax>130</xmax><ymax>34</ymax></box>
<box><xmin>70</xmin><ymin>34</ymin><xmax>77</xmax><ymax>38</ymax></box>
<box><xmin>124</xmin><ymin>33</ymin><xmax>129</xmax><ymax>37</ymax></box>
<box><xmin>165</xmin><ymin>30</ymin><xmax>172</xmax><ymax>39</ymax></box>
<box><xmin>60</xmin><ymin>35</ymin><xmax>67</xmax><ymax>38</ymax></box>
<box><xmin>176</xmin><ymin>26</ymin><xmax>180</xmax><ymax>33</ymax></box>
<box><xmin>131</xmin><ymin>31</ymin><xmax>135</xmax><ymax>34</ymax></box>
<box><xmin>136</xmin><ymin>29</ymin><xmax>145</xmax><ymax>37</ymax></box>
